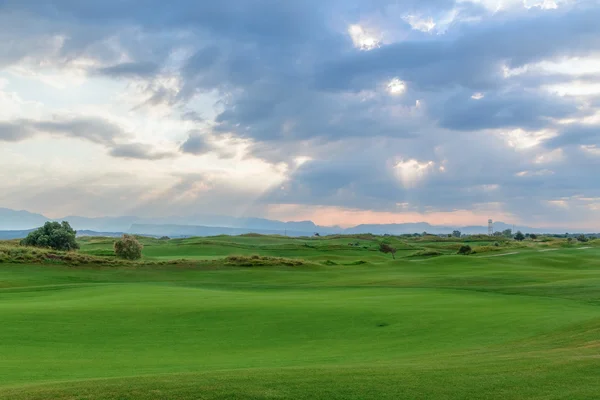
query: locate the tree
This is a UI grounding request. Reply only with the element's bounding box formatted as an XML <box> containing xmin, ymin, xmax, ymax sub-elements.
<box><xmin>457</xmin><ymin>245</ymin><xmax>472</xmax><ymax>255</ymax></box>
<box><xmin>514</xmin><ymin>231</ymin><xmax>525</xmax><ymax>241</ymax></box>
<box><xmin>493</xmin><ymin>231</ymin><xmax>503</xmax><ymax>237</ymax></box>
<box><xmin>577</xmin><ymin>234</ymin><xmax>589</xmax><ymax>243</ymax></box>
<box><xmin>20</xmin><ymin>221</ymin><xmax>79</xmax><ymax>251</ymax></box>
<box><xmin>452</xmin><ymin>230</ymin><xmax>461</xmax><ymax>238</ymax></box>
<box><xmin>529</xmin><ymin>233</ymin><xmax>538</xmax><ymax>240</ymax></box>
<box><xmin>114</xmin><ymin>234</ymin><xmax>143</xmax><ymax>260</ymax></box>
<box><xmin>379</xmin><ymin>243</ymin><xmax>397</xmax><ymax>259</ymax></box>
<box><xmin>502</xmin><ymin>229</ymin><xmax>512</xmax><ymax>238</ymax></box>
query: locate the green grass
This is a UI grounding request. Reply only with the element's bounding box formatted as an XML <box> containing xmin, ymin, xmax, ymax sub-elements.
<box><xmin>0</xmin><ymin>236</ymin><xmax>599</xmax><ymax>399</ymax></box>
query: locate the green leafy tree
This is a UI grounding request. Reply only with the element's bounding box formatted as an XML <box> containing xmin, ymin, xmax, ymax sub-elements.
<box><xmin>379</xmin><ymin>243</ymin><xmax>397</xmax><ymax>259</ymax></box>
<box><xmin>514</xmin><ymin>231</ymin><xmax>525</xmax><ymax>241</ymax></box>
<box><xmin>20</xmin><ymin>221</ymin><xmax>79</xmax><ymax>251</ymax></box>
<box><xmin>529</xmin><ymin>233</ymin><xmax>538</xmax><ymax>240</ymax></box>
<box><xmin>502</xmin><ymin>229</ymin><xmax>512</xmax><ymax>238</ymax></box>
<box><xmin>452</xmin><ymin>230</ymin><xmax>461</xmax><ymax>238</ymax></box>
<box><xmin>114</xmin><ymin>235</ymin><xmax>144</xmax><ymax>260</ymax></box>
<box><xmin>457</xmin><ymin>245</ymin><xmax>472</xmax><ymax>255</ymax></box>
<box><xmin>577</xmin><ymin>234</ymin><xmax>589</xmax><ymax>243</ymax></box>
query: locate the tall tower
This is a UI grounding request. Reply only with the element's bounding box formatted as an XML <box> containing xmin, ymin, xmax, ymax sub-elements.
<box><xmin>488</xmin><ymin>219</ymin><xmax>493</xmax><ymax>236</ymax></box>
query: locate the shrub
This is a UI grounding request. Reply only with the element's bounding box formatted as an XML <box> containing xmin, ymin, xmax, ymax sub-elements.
<box><xmin>114</xmin><ymin>234</ymin><xmax>143</xmax><ymax>260</ymax></box>
<box><xmin>20</xmin><ymin>221</ymin><xmax>79</xmax><ymax>251</ymax></box>
<box><xmin>494</xmin><ymin>242</ymin><xmax>500</xmax><ymax>247</ymax></box>
<box><xmin>457</xmin><ymin>245</ymin><xmax>473</xmax><ymax>255</ymax></box>
<box><xmin>577</xmin><ymin>234</ymin><xmax>589</xmax><ymax>243</ymax></box>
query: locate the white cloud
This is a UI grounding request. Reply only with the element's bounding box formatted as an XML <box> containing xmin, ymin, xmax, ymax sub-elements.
<box><xmin>394</xmin><ymin>158</ymin><xmax>435</xmax><ymax>188</ymax></box>
<box><xmin>581</xmin><ymin>145</ymin><xmax>600</xmax><ymax>156</ymax></box>
<box><xmin>403</xmin><ymin>15</ymin><xmax>436</xmax><ymax>32</ymax></box>
<box><xmin>501</xmin><ymin>128</ymin><xmax>557</xmax><ymax>150</ymax></box>
<box><xmin>534</xmin><ymin>148</ymin><xmax>564</xmax><ymax>164</ymax></box>
<box><xmin>547</xmin><ymin>199</ymin><xmax>569</xmax><ymax>208</ymax></box>
<box><xmin>515</xmin><ymin>169</ymin><xmax>554</xmax><ymax>177</ymax></box>
<box><xmin>348</xmin><ymin>24</ymin><xmax>381</xmax><ymax>50</ymax></box>
<box><xmin>387</xmin><ymin>78</ymin><xmax>407</xmax><ymax>95</ymax></box>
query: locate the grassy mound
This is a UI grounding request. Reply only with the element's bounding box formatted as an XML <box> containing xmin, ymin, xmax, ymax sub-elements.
<box><xmin>225</xmin><ymin>254</ymin><xmax>305</xmax><ymax>267</ymax></box>
<box><xmin>0</xmin><ymin>244</ymin><xmax>120</xmax><ymax>266</ymax></box>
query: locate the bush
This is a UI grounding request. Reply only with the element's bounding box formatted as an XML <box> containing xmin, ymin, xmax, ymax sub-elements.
<box><xmin>577</xmin><ymin>234</ymin><xmax>589</xmax><ymax>243</ymax></box>
<box><xmin>493</xmin><ymin>242</ymin><xmax>500</xmax><ymax>247</ymax></box>
<box><xmin>457</xmin><ymin>245</ymin><xmax>473</xmax><ymax>255</ymax></box>
<box><xmin>20</xmin><ymin>221</ymin><xmax>79</xmax><ymax>251</ymax></box>
<box><xmin>114</xmin><ymin>234</ymin><xmax>143</xmax><ymax>260</ymax></box>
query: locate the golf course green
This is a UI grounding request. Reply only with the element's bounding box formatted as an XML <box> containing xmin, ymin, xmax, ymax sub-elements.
<box><xmin>1</xmin><ymin>235</ymin><xmax>599</xmax><ymax>399</ymax></box>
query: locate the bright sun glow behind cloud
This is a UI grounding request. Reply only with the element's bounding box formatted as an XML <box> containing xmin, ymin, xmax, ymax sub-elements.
<box><xmin>387</xmin><ymin>78</ymin><xmax>407</xmax><ymax>95</ymax></box>
<box><xmin>394</xmin><ymin>159</ymin><xmax>435</xmax><ymax>188</ymax></box>
<box><xmin>348</xmin><ymin>24</ymin><xmax>380</xmax><ymax>50</ymax></box>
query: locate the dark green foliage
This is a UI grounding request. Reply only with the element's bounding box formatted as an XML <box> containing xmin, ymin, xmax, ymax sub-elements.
<box><xmin>577</xmin><ymin>234</ymin><xmax>589</xmax><ymax>243</ymax></box>
<box><xmin>379</xmin><ymin>243</ymin><xmax>397</xmax><ymax>259</ymax></box>
<box><xmin>502</xmin><ymin>229</ymin><xmax>512</xmax><ymax>238</ymax></box>
<box><xmin>514</xmin><ymin>231</ymin><xmax>525</xmax><ymax>241</ymax></box>
<box><xmin>114</xmin><ymin>234</ymin><xmax>144</xmax><ymax>260</ymax></box>
<box><xmin>225</xmin><ymin>255</ymin><xmax>304</xmax><ymax>267</ymax></box>
<box><xmin>457</xmin><ymin>244</ymin><xmax>473</xmax><ymax>255</ymax></box>
<box><xmin>452</xmin><ymin>230</ymin><xmax>461</xmax><ymax>238</ymax></box>
<box><xmin>494</xmin><ymin>242</ymin><xmax>500</xmax><ymax>247</ymax></box>
<box><xmin>529</xmin><ymin>234</ymin><xmax>538</xmax><ymax>240</ymax></box>
<box><xmin>20</xmin><ymin>221</ymin><xmax>79</xmax><ymax>251</ymax></box>
<box><xmin>410</xmin><ymin>250</ymin><xmax>442</xmax><ymax>257</ymax></box>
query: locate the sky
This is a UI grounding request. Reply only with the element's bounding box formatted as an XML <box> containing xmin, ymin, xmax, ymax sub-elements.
<box><xmin>1</xmin><ymin>0</ymin><xmax>599</xmax><ymax>229</ymax></box>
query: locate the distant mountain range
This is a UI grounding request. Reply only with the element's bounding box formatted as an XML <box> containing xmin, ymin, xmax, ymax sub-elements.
<box><xmin>0</xmin><ymin>207</ymin><xmax>592</xmax><ymax>239</ymax></box>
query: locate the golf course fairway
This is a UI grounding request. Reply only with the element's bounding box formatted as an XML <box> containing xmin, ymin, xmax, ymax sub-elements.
<box><xmin>1</xmin><ymin>236</ymin><xmax>599</xmax><ymax>399</ymax></box>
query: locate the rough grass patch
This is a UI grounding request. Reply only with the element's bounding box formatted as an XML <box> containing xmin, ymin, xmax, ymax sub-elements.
<box><xmin>409</xmin><ymin>250</ymin><xmax>443</xmax><ymax>257</ymax></box>
<box><xmin>224</xmin><ymin>255</ymin><xmax>304</xmax><ymax>267</ymax></box>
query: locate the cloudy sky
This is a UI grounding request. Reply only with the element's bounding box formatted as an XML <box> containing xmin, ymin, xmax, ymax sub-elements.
<box><xmin>1</xmin><ymin>0</ymin><xmax>599</xmax><ymax>228</ymax></box>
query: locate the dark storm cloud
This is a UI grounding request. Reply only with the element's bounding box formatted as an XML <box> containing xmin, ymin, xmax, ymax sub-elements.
<box><xmin>0</xmin><ymin>122</ymin><xmax>35</xmax><ymax>141</ymax></box>
<box><xmin>179</xmin><ymin>133</ymin><xmax>212</xmax><ymax>155</ymax></box>
<box><xmin>94</xmin><ymin>62</ymin><xmax>160</xmax><ymax>79</ymax></box>
<box><xmin>435</xmin><ymin>90</ymin><xmax>578</xmax><ymax>131</ymax></box>
<box><xmin>109</xmin><ymin>143</ymin><xmax>175</xmax><ymax>160</ymax></box>
<box><xmin>0</xmin><ymin>116</ymin><xmax>172</xmax><ymax>161</ymax></box>
<box><xmin>0</xmin><ymin>117</ymin><xmax>123</xmax><ymax>144</ymax></box>
<box><xmin>179</xmin><ymin>132</ymin><xmax>237</xmax><ymax>159</ymax></box>
<box><xmin>545</xmin><ymin>124</ymin><xmax>600</xmax><ymax>149</ymax></box>
<box><xmin>316</xmin><ymin>6</ymin><xmax>600</xmax><ymax>93</ymax></box>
